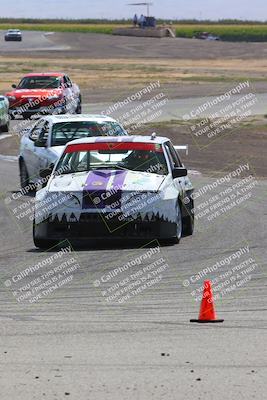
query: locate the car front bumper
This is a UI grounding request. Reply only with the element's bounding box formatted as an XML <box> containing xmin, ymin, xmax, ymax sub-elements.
<box><xmin>35</xmin><ymin>213</ymin><xmax>177</xmax><ymax>241</ymax></box>
<box><xmin>5</xmin><ymin>36</ymin><xmax>22</xmax><ymax>41</ymax></box>
<box><xmin>9</xmin><ymin>104</ymin><xmax>65</xmax><ymax>117</ymax></box>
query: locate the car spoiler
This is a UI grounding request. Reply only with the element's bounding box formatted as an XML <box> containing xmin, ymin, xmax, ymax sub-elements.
<box><xmin>174</xmin><ymin>145</ymin><xmax>188</xmax><ymax>155</ymax></box>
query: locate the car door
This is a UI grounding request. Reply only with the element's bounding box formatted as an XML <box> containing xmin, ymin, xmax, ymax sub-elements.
<box><xmin>23</xmin><ymin>119</ymin><xmax>46</xmax><ymax>180</ymax></box>
<box><xmin>165</xmin><ymin>141</ymin><xmax>194</xmax><ymax>213</ymax></box>
<box><xmin>32</xmin><ymin>121</ymin><xmax>51</xmax><ymax>178</ymax></box>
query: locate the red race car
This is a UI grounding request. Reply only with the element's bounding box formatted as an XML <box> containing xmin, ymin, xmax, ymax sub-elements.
<box><xmin>6</xmin><ymin>72</ymin><xmax>81</xmax><ymax>120</ymax></box>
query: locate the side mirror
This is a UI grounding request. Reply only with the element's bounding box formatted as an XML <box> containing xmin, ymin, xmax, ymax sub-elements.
<box><xmin>35</xmin><ymin>138</ymin><xmax>47</xmax><ymax>147</ymax></box>
<box><xmin>39</xmin><ymin>168</ymin><xmax>53</xmax><ymax>183</ymax></box>
<box><xmin>172</xmin><ymin>167</ymin><xmax>187</xmax><ymax>179</ymax></box>
<box><xmin>12</xmin><ymin>84</ymin><xmax>17</xmax><ymax>89</ymax></box>
<box><xmin>20</xmin><ymin>127</ymin><xmax>31</xmax><ymax>136</ymax></box>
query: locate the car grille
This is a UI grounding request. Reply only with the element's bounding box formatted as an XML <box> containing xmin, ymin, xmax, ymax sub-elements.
<box><xmin>47</xmin><ymin>212</ymin><xmax>175</xmax><ymax>239</ymax></box>
<box><xmin>82</xmin><ymin>190</ymin><xmax>122</xmax><ymax>209</ymax></box>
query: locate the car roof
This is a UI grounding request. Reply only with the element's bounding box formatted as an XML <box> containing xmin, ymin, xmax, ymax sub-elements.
<box><xmin>41</xmin><ymin>114</ymin><xmax>123</xmax><ymax>124</ymax></box>
<box><xmin>66</xmin><ymin>135</ymin><xmax>169</xmax><ymax>146</ymax></box>
<box><xmin>23</xmin><ymin>73</ymin><xmax>65</xmax><ymax>78</ymax></box>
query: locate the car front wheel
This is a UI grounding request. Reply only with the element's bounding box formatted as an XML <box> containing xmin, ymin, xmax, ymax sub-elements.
<box><xmin>33</xmin><ymin>220</ymin><xmax>57</xmax><ymax>249</ymax></box>
<box><xmin>182</xmin><ymin>198</ymin><xmax>194</xmax><ymax>236</ymax></box>
<box><xmin>0</xmin><ymin>123</ymin><xmax>9</xmax><ymax>132</ymax></box>
<box><xmin>166</xmin><ymin>201</ymin><xmax>182</xmax><ymax>244</ymax></box>
<box><xmin>19</xmin><ymin>159</ymin><xmax>30</xmax><ymax>189</ymax></box>
<box><xmin>75</xmin><ymin>96</ymin><xmax>82</xmax><ymax>114</ymax></box>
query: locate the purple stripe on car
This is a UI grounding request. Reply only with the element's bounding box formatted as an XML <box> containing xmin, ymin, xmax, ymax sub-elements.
<box><xmin>82</xmin><ymin>169</ymin><xmax>128</xmax><ymax>210</ymax></box>
<box><xmin>111</xmin><ymin>170</ymin><xmax>128</xmax><ymax>190</ymax></box>
<box><xmin>84</xmin><ymin>170</ymin><xmax>112</xmax><ymax>191</ymax></box>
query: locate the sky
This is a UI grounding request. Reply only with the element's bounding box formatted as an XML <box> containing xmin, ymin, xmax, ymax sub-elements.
<box><xmin>0</xmin><ymin>0</ymin><xmax>265</xmax><ymax>20</ymax></box>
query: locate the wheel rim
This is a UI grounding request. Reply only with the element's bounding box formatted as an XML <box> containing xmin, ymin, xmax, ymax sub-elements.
<box><xmin>20</xmin><ymin>163</ymin><xmax>28</xmax><ymax>186</ymax></box>
<box><xmin>176</xmin><ymin>203</ymin><xmax>182</xmax><ymax>239</ymax></box>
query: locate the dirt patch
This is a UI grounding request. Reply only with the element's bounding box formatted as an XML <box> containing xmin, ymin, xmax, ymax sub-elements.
<box><xmin>1</xmin><ymin>120</ymin><xmax>266</xmax><ymax>178</ymax></box>
<box><xmin>140</xmin><ymin>121</ymin><xmax>267</xmax><ymax>178</ymax></box>
<box><xmin>1</xmin><ymin>55</ymin><xmax>267</xmax><ymax>100</ymax></box>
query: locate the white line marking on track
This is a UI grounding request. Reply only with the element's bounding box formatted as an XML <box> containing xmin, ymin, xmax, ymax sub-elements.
<box><xmin>188</xmin><ymin>169</ymin><xmax>202</xmax><ymax>176</ymax></box>
<box><xmin>0</xmin><ymin>154</ymin><xmax>17</xmax><ymax>162</ymax></box>
<box><xmin>0</xmin><ymin>134</ymin><xmax>12</xmax><ymax>141</ymax></box>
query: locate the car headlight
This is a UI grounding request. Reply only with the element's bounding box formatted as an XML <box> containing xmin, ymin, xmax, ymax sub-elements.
<box><xmin>47</xmin><ymin>95</ymin><xmax>61</xmax><ymax>100</ymax></box>
<box><xmin>7</xmin><ymin>96</ymin><xmax>16</xmax><ymax>101</ymax></box>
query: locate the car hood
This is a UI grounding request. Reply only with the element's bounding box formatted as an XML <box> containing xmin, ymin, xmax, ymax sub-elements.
<box><xmin>49</xmin><ymin>169</ymin><xmax>167</xmax><ymax>193</ymax></box>
<box><xmin>36</xmin><ymin>169</ymin><xmax>178</xmax><ymax>225</ymax></box>
<box><xmin>6</xmin><ymin>88</ymin><xmax>62</xmax><ymax>98</ymax></box>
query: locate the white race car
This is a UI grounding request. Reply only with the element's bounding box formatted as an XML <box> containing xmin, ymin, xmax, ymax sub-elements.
<box><xmin>19</xmin><ymin>114</ymin><xmax>127</xmax><ymax>190</ymax></box>
<box><xmin>33</xmin><ymin>135</ymin><xmax>194</xmax><ymax>248</ymax></box>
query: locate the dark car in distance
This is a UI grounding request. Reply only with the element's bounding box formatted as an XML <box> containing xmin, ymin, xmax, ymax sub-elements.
<box><xmin>4</xmin><ymin>29</ymin><xmax>22</xmax><ymax>42</ymax></box>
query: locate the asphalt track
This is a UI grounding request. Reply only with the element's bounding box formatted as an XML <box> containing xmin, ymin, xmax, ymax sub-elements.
<box><xmin>0</xmin><ymin>31</ymin><xmax>267</xmax><ymax>400</ymax></box>
<box><xmin>0</xmin><ymin>30</ymin><xmax>70</xmax><ymax>52</ymax></box>
<box><xmin>81</xmin><ymin>93</ymin><xmax>267</xmax><ymax>120</ymax></box>
<box><xmin>1</xmin><ymin>30</ymin><xmax>267</xmax><ymax>60</ymax></box>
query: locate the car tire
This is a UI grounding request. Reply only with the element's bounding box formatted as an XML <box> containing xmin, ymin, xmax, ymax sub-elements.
<box><xmin>76</xmin><ymin>96</ymin><xmax>82</xmax><ymax>114</ymax></box>
<box><xmin>33</xmin><ymin>237</ymin><xmax>55</xmax><ymax>250</ymax></box>
<box><xmin>0</xmin><ymin>123</ymin><xmax>9</xmax><ymax>133</ymax></box>
<box><xmin>182</xmin><ymin>198</ymin><xmax>194</xmax><ymax>236</ymax></box>
<box><xmin>33</xmin><ymin>221</ymin><xmax>56</xmax><ymax>250</ymax></box>
<box><xmin>19</xmin><ymin>159</ymin><xmax>30</xmax><ymax>190</ymax></box>
<box><xmin>166</xmin><ymin>201</ymin><xmax>182</xmax><ymax>244</ymax></box>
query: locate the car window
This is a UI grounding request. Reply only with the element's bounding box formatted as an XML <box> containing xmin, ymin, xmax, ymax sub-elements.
<box><xmin>29</xmin><ymin>120</ymin><xmax>45</xmax><ymax>141</ymax></box>
<box><xmin>0</xmin><ymin>98</ymin><xmax>7</xmax><ymax>113</ymax></box>
<box><xmin>51</xmin><ymin>121</ymin><xmax>127</xmax><ymax>146</ymax></box>
<box><xmin>56</xmin><ymin>142</ymin><xmax>168</xmax><ymax>176</ymax></box>
<box><xmin>66</xmin><ymin>76</ymin><xmax>72</xmax><ymax>87</ymax></box>
<box><xmin>63</xmin><ymin>76</ymin><xmax>72</xmax><ymax>88</ymax></box>
<box><xmin>18</xmin><ymin>76</ymin><xmax>61</xmax><ymax>89</ymax></box>
<box><xmin>38</xmin><ymin>122</ymin><xmax>50</xmax><ymax>143</ymax></box>
<box><xmin>165</xmin><ymin>142</ymin><xmax>182</xmax><ymax>168</ymax></box>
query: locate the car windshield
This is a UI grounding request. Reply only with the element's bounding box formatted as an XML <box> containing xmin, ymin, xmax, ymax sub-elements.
<box><xmin>17</xmin><ymin>76</ymin><xmax>61</xmax><ymax>89</ymax></box>
<box><xmin>51</xmin><ymin>121</ymin><xmax>127</xmax><ymax>146</ymax></box>
<box><xmin>55</xmin><ymin>142</ymin><xmax>168</xmax><ymax>175</ymax></box>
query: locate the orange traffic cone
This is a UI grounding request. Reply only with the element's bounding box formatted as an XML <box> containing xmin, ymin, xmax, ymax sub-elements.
<box><xmin>190</xmin><ymin>280</ymin><xmax>224</xmax><ymax>323</ymax></box>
